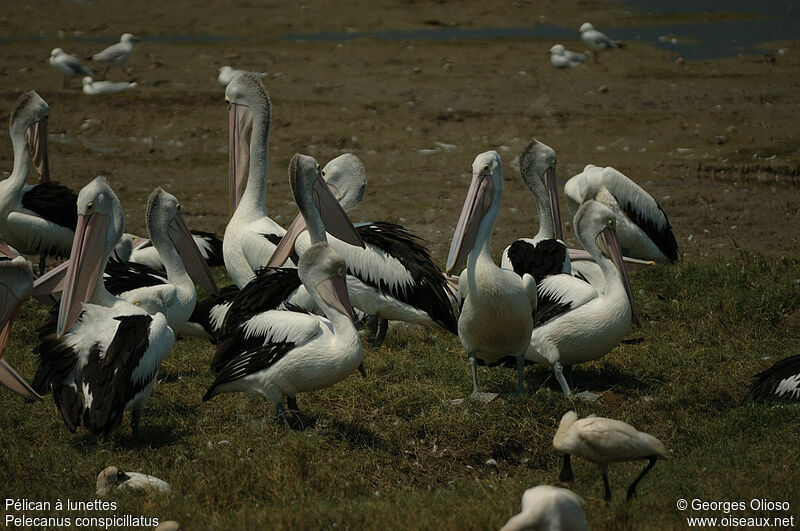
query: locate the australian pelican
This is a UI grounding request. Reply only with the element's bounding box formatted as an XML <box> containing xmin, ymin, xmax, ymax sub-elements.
<box><xmin>500</xmin><ymin>485</ymin><xmax>588</xmax><ymax>531</ymax></box>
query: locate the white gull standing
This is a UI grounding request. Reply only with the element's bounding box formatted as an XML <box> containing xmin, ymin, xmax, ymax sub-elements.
<box><xmin>578</xmin><ymin>23</ymin><xmax>625</xmax><ymax>63</ymax></box>
<box><xmin>49</xmin><ymin>48</ymin><xmax>92</xmax><ymax>88</ymax></box>
<box><xmin>87</xmin><ymin>33</ymin><xmax>137</xmax><ymax>79</ymax></box>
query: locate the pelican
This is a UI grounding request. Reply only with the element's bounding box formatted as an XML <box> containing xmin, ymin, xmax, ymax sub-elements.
<box><xmin>204</xmin><ymin>154</ymin><xmax>363</xmax><ymax>427</ymax></box>
<box><xmin>222</xmin><ymin>73</ymin><xmax>288</xmax><ymax>288</ymax></box>
<box><xmin>96</xmin><ymin>466</ymin><xmax>170</xmax><ymax>496</ymax></box>
<box><xmin>49</xmin><ymin>48</ymin><xmax>92</xmax><ymax>88</ymax></box>
<box><xmin>0</xmin><ymin>91</ymin><xmax>80</xmax><ymax>273</ymax></box>
<box><xmin>554</xmin><ymin>411</ymin><xmax>670</xmax><ymax>502</ymax></box>
<box><xmin>82</xmin><ymin>77</ymin><xmax>138</xmax><ymax>95</ymax></box>
<box><xmin>31</xmin><ymin>176</ymin><xmax>174</xmax><ymax>437</ymax></box>
<box><xmin>500</xmin><ymin>139</ymin><xmax>569</xmax><ymax>283</ymax></box>
<box><xmin>500</xmin><ymin>485</ymin><xmax>589</xmax><ymax>531</ymax></box>
<box><xmin>88</xmin><ymin>33</ymin><xmax>137</xmax><ymax>79</ymax></box>
<box><xmin>578</xmin><ymin>23</ymin><xmax>625</xmax><ymax>63</ymax></box>
<box><xmin>525</xmin><ymin>200</ymin><xmax>638</xmax><ymax>396</ymax></box>
<box><xmin>0</xmin><ymin>256</ymin><xmax>43</xmax><ymax>400</ymax></box>
<box><xmin>218</xmin><ymin>66</ymin><xmax>267</xmax><ymax>86</ymax></box>
<box><xmin>267</xmin><ymin>153</ymin><xmax>457</xmax><ymax>346</ymax></box>
<box><xmin>103</xmin><ymin>188</ymin><xmax>218</xmax><ymax>335</ymax></box>
<box><xmin>126</xmin><ymin>230</ymin><xmax>224</xmax><ymax>270</ymax></box>
<box><xmin>564</xmin><ymin>164</ymin><xmax>678</xmax><ymax>264</ymax></box>
<box><xmin>746</xmin><ymin>354</ymin><xmax>800</xmax><ymax>401</ymax></box>
<box><xmin>445</xmin><ymin>151</ymin><xmax>537</xmax><ymax>401</ymax></box>
<box><xmin>548</xmin><ymin>45</ymin><xmax>587</xmax><ymax>68</ymax></box>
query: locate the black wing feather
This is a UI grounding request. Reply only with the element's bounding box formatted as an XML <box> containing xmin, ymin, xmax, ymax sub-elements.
<box><xmin>620</xmin><ymin>200</ymin><xmax>678</xmax><ymax>263</ymax></box>
<box><xmin>220</xmin><ymin>267</ymin><xmax>303</xmax><ymax>335</ymax></box>
<box><xmin>104</xmin><ymin>256</ymin><xmax>168</xmax><ymax>295</ymax></box>
<box><xmin>355</xmin><ymin>222</ymin><xmax>457</xmax><ymax>334</ymax></box>
<box><xmin>191</xmin><ymin>230</ymin><xmax>224</xmax><ymax>267</ymax></box>
<box><xmin>507</xmin><ymin>238</ymin><xmax>567</xmax><ymax>284</ymax></box>
<box><xmin>189</xmin><ymin>284</ymin><xmax>240</xmax><ymax>343</ymax></box>
<box><xmin>532</xmin><ymin>276</ymin><xmax>574</xmax><ymax>327</ymax></box>
<box><xmin>21</xmin><ymin>182</ymin><xmax>79</xmax><ymax>230</ymax></box>
<box><xmin>203</xmin><ymin>339</ymin><xmax>295</xmax><ymax>401</ymax></box>
<box><xmin>746</xmin><ymin>354</ymin><xmax>800</xmax><ymax>401</ymax></box>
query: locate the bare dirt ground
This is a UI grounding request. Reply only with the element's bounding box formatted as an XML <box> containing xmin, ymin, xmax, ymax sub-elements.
<box><xmin>1</xmin><ymin>0</ymin><xmax>799</xmax><ymax>266</ymax></box>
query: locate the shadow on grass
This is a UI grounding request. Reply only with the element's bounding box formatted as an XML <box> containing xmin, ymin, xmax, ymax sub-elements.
<box><xmin>324</xmin><ymin>418</ymin><xmax>389</xmax><ymax>451</ymax></box>
<box><xmin>527</xmin><ymin>364</ymin><xmax>662</xmax><ymax>397</ymax></box>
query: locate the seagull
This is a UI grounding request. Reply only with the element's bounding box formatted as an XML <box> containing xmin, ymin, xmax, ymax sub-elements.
<box><xmin>49</xmin><ymin>48</ymin><xmax>92</xmax><ymax>88</ymax></box>
<box><xmin>96</xmin><ymin>466</ymin><xmax>170</xmax><ymax>496</ymax></box>
<box><xmin>549</xmin><ymin>44</ymin><xmax>587</xmax><ymax>68</ymax></box>
<box><xmin>578</xmin><ymin>23</ymin><xmax>625</xmax><ymax>63</ymax></box>
<box><xmin>554</xmin><ymin>411</ymin><xmax>670</xmax><ymax>502</ymax></box>
<box><xmin>82</xmin><ymin>77</ymin><xmax>138</xmax><ymax>95</ymax></box>
<box><xmin>88</xmin><ymin>33</ymin><xmax>137</xmax><ymax>79</ymax></box>
<box><xmin>500</xmin><ymin>485</ymin><xmax>589</xmax><ymax>531</ymax></box>
<box><xmin>218</xmin><ymin>66</ymin><xmax>267</xmax><ymax>86</ymax></box>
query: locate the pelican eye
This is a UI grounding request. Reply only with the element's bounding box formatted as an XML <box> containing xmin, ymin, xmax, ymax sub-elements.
<box><xmin>86</xmin><ymin>201</ymin><xmax>95</xmax><ymax>212</ymax></box>
<box><xmin>177</xmin><ymin>204</ymin><xmax>181</xmax><ymax>211</ymax></box>
<box><xmin>315</xmin><ymin>163</ymin><xmax>321</xmax><ymax>172</ymax></box>
<box><xmin>482</xmin><ymin>163</ymin><xmax>490</xmax><ymax>172</ymax></box>
<box><xmin>321</xmin><ymin>169</ymin><xmax>327</xmax><ymax>178</ymax></box>
<box><xmin>606</xmin><ymin>218</ymin><xmax>614</xmax><ymax>227</ymax></box>
<box><xmin>116</xmin><ymin>470</ymin><xmax>125</xmax><ymax>478</ymax></box>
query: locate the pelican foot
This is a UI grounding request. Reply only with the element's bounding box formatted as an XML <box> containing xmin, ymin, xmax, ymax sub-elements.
<box><xmin>574</xmin><ymin>391</ymin><xmax>601</xmax><ymax>402</ymax></box>
<box><xmin>469</xmin><ymin>391</ymin><xmax>499</xmax><ymax>402</ymax></box>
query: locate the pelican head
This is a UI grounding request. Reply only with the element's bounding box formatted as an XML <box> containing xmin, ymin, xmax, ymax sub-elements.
<box><xmin>520</xmin><ymin>139</ymin><xmax>562</xmax><ymax>241</ymax></box>
<box><xmin>446</xmin><ymin>150</ymin><xmax>502</xmax><ymax>274</ymax></box>
<box><xmin>299</xmin><ymin>242</ymin><xmax>355</xmax><ymax>321</ymax></box>
<box><xmin>579</xmin><ymin>22</ymin><xmax>594</xmax><ymax>34</ymax></box>
<box><xmin>320</xmin><ymin>153</ymin><xmax>367</xmax><ymax>212</ymax></box>
<box><xmin>57</xmin><ymin>176</ymin><xmax>124</xmax><ymax>337</ymax></box>
<box><xmin>10</xmin><ymin>91</ymin><xmax>50</xmax><ymax>181</ymax></box>
<box><xmin>574</xmin><ymin>200</ymin><xmax>639</xmax><ymax>325</ymax></box>
<box><xmin>225</xmin><ymin>72</ymin><xmax>270</xmax><ymax>213</ymax></box>
<box><xmin>267</xmin><ymin>153</ymin><xmax>364</xmax><ymax>267</ymax></box>
<box><xmin>96</xmin><ymin>466</ymin><xmax>132</xmax><ymax>496</ymax></box>
<box><xmin>146</xmin><ymin>188</ymin><xmax>218</xmax><ymax>295</ymax></box>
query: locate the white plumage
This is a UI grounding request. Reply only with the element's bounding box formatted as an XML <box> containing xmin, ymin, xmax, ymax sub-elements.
<box><xmin>500</xmin><ymin>485</ymin><xmax>589</xmax><ymax>531</ymax></box>
<box><xmin>49</xmin><ymin>48</ymin><xmax>92</xmax><ymax>87</ymax></box>
<box><xmin>82</xmin><ymin>77</ymin><xmax>137</xmax><ymax>95</ymax></box>
<box><xmin>96</xmin><ymin>466</ymin><xmax>170</xmax><ymax>496</ymax></box>
<box><xmin>553</xmin><ymin>410</ymin><xmax>670</xmax><ymax>501</ymax></box>
<box><xmin>88</xmin><ymin>33</ymin><xmax>136</xmax><ymax>78</ymax></box>
<box><xmin>564</xmin><ymin>164</ymin><xmax>678</xmax><ymax>264</ymax></box>
<box><xmin>549</xmin><ymin>44</ymin><xmax>587</xmax><ymax>68</ymax></box>
<box><xmin>579</xmin><ymin>23</ymin><xmax>624</xmax><ymax>63</ymax></box>
<box><xmin>218</xmin><ymin>66</ymin><xmax>267</xmax><ymax>86</ymax></box>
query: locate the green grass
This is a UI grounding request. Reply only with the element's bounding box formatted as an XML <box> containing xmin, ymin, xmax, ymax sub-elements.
<box><xmin>2</xmin><ymin>253</ymin><xmax>799</xmax><ymax>529</ymax></box>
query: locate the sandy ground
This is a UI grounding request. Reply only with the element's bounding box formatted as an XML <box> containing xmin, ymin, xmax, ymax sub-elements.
<box><xmin>1</xmin><ymin>0</ymin><xmax>799</xmax><ymax>265</ymax></box>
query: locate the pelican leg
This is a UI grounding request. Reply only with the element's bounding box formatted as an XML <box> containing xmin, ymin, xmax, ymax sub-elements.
<box><xmin>101</xmin><ymin>66</ymin><xmax>109</xmax><ymax>80</ymax></box>
<box><xmin>38</xmin><ymin>255</ymin><xmax>46</xmax><ymax>276</ymax></box>
<box><xmin>602</xmin><ymin>472</ymin><xmax>612</xmax><ymax>503</ymax></box>
<box><xmin>372</xmin><ymin>319</ymin><xmax>389</xmax><ymax>348</ymax></box>
<box><xmin>553</xmin><ymin>362</ymin><xmax>573</xmax><ymax>396</ymax></box>
<box><xmin>358</xmin><ymin>362</ymin><xmax>367</xmax><ymax>378</ymax></box>
<box><xmin>559</xmin><ymin>454</ymin><xmax>574</xmax><ymax>482</ymax></box>
<box><xmin>515</xmin><ymin>352</ymin><xmax>525</xmax><ymax>395</ymax></box>
<box><xmin>468</xmin><ymin>353</ymin><xmax>498</xmax><ymax>402</ymax></box>
<box><xmin>626</xmin><ymin>457</ymin><xmax>657</xmax><ymax>502</ymax></box>
<box><xmin>286</xmin><ymin>395</ymin><xmax>307</xmax><ymax>431</ymax></box>
<box><xmin>131</xmin><ymin>409</ymin><xmax>141</xmax><ymax>439</ymax></box>
<box><xmin>274</xmin><ymin>401</ymin><xmax>291</xmax><ymax>427</ymax></box>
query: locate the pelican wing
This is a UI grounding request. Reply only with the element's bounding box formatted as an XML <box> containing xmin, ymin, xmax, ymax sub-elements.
<box><xmin>338</xmin><ymin>222</ymin><xmax>457</xmax><ymax>334</ymax></box>
<box><xmin>104</xmin><ymin>256</ymin><xmax>169</xmax><ymax>294</ymax></box>
<box><xmin>505</xmin><ymin>238</ymin><xmax>569</xmax><ymax>284</ymax></box>
<box><xmin>189</xmin><ymin>284</ymin><xmax>239</xmax><ymax>342</ymax></box>
<box><xmin>5</xmin><ymin>211</ymin><xmax>75</xmax><ymax>257</ymax></box>
<box><xmin>221</xmin><ymin>267</ymin><xmax>303</xmax><ymax>334</ymax></box>
<box><xmin>746</xmin><ymin>354</ymin><xmax>800</xmax><ymax>401</ymax></box>
<box><xmin>534</xmin><ymin>274</ymin><xmax>597</xmax><ymax>326</ymax></box>
<box><xmin>240</xmin><ymin>226</ymin><xmax>290</xmax><ymax>272</ymax></box>
<box><xmin>210</xmin><ymin>309</ymin><xmax>320</xmax><ymax>375</ymax></box>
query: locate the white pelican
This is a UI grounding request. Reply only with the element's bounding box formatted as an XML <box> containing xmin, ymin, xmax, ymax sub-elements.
<box><xmin>525</xmin><ymin>200</ymin><xmax>638</xmax><ymax>396</ymax></box>
<box><xmin>549</xmin><ymin>45</ymin><xmax>587</xmax><ymax>68</ymax></box>
<box><xmin>554</xmin><ymin>410</ymin><xmax>670</xmax><ymax>502</ymax></box>
<box><xmin>31</xmin><ymin>176</ymin><xmax>174</xmax><ymax>437</ymax></box>
<box><xmin>218</xmin><ymin>66</ymin><xmax>267</xmax><ymax>86</ymax></box>
<box><xmin>267</xmin><ymin>153</ymin><xmax>457</xmax><ymax>346</ymax></box>
<box><xmin>222</xmin><ymin>72</ymin><xmax>288</xmax><ymax>288</ymax></box>
<box><xmin>578</xmin><ymin>23</ymin><xmax>625</xmax><ymax>63</ymax></box>
<box><xmin>500</xmin><ymin>485</ymin><xmax>589</xmax><ymax>531</ymax></box>
<box><xmin>0</xmin><ymin>91</ymin><xmax>81</xmax><ymax>273</ymax></box>
<box><xmin>103</xmin><ymin>188</ymin><xmax>218</xmax><ymax>335</ymax></box>
<box><xmin>204</xmin><ymin>154</ymin><xmax>363</xmax><ymax>426</ymax></box>
<box><xmin>565</xmin><ymin>164</ymin><xmax>678</xmax><ymax>264</ymax></box>
<box><xmin>87</xmin><ymin>33</ymin><xmax>137</xmax><ymax>79</ymax></box>
<box><xmin>82</xmin><ymin>77</ymin><xmax>138</xmax><ymax>95</ymax></box>
<box><xmin>445</xmin><ymin>151</ymin><xmax>537</xmax><ymax>400</ymax></box>
<box><xmin>96</xmin><ymin>466</ymin><xmax>170</xmax><ymax>496</ymax></box>
<box><xmin>500</xmin><ymin>139</ymin><xmax>570</xmax><ymax>283</ymax></box>
<box><xmin>0</xmin><ymin>256</ymin><xmax>43</xmax><ymax>400</ymax></box>
<box><xmin>49</xmin><ymin>48</ymin><xmax>92</xmax><ymax>88</ymax></box>
<box><xmin>746</xmin><ymin>354</ymin><xmax>800</xmax><ymax>401</ymax></box>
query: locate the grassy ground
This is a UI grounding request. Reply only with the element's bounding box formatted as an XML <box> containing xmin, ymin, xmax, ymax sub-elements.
<box><xmin>1</xmin><ymin>252</ymin><xmax>799</xmax><ymax>529</ymax></box>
